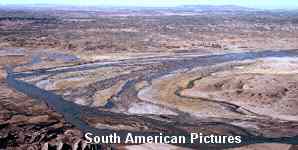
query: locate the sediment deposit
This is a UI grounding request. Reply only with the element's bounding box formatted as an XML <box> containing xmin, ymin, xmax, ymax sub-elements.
<box><xmin>8</xmin><ymin>50</ymin><xmax>298</xmax><ymax>149</ymax></box>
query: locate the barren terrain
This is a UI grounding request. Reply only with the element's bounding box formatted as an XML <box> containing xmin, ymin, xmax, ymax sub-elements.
<box><xmin>0</xmin><ymin>5</ymin><xmax>298</xmax><ymax>150</ymax></box>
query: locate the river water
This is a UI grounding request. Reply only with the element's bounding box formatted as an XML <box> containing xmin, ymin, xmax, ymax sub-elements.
<box><xmin>6</xmin><ymin>50</ymin><xmax>298</xmax><ymax>149</ymax></box>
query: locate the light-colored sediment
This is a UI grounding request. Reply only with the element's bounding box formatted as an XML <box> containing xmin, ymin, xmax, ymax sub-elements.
<box><xmin>128</xmin><ymin>102</ymin><xmax>177</xmax><ymax>115</ymax></box>
<box><xmin>34</xmin><ymin>65</ymin><xmax>140</xmax><ymax>91</ymax></box>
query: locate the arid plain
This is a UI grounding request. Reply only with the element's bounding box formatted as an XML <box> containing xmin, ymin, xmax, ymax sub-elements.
<box><xmin>0</xmin><ymin>5</ymin><xmax>298</xmax><ymax>150</ymax></box>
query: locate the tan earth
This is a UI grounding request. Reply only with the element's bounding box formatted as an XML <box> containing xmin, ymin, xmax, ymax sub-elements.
<box><xmin>2</xmin><ymin>6</ymin><xmax>298</xmax><ymax>150</ymax></box>
<box><xmin>181</xmin><ymin>58</ymin><xmax>298</xmax><ymax>121</ymax></box>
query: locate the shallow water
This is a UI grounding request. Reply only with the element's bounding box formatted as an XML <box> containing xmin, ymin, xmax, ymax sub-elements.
<box><xmin>6</xmin><ymin>49</ymin><xmax>298</xmax><ymax>148</ymax></box>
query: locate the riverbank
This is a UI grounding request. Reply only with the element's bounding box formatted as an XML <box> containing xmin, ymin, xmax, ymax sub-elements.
<box><xmin>6</xmin><ymin>49</ymin><xmax>298</xmax><ymax>150</ymax></box>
